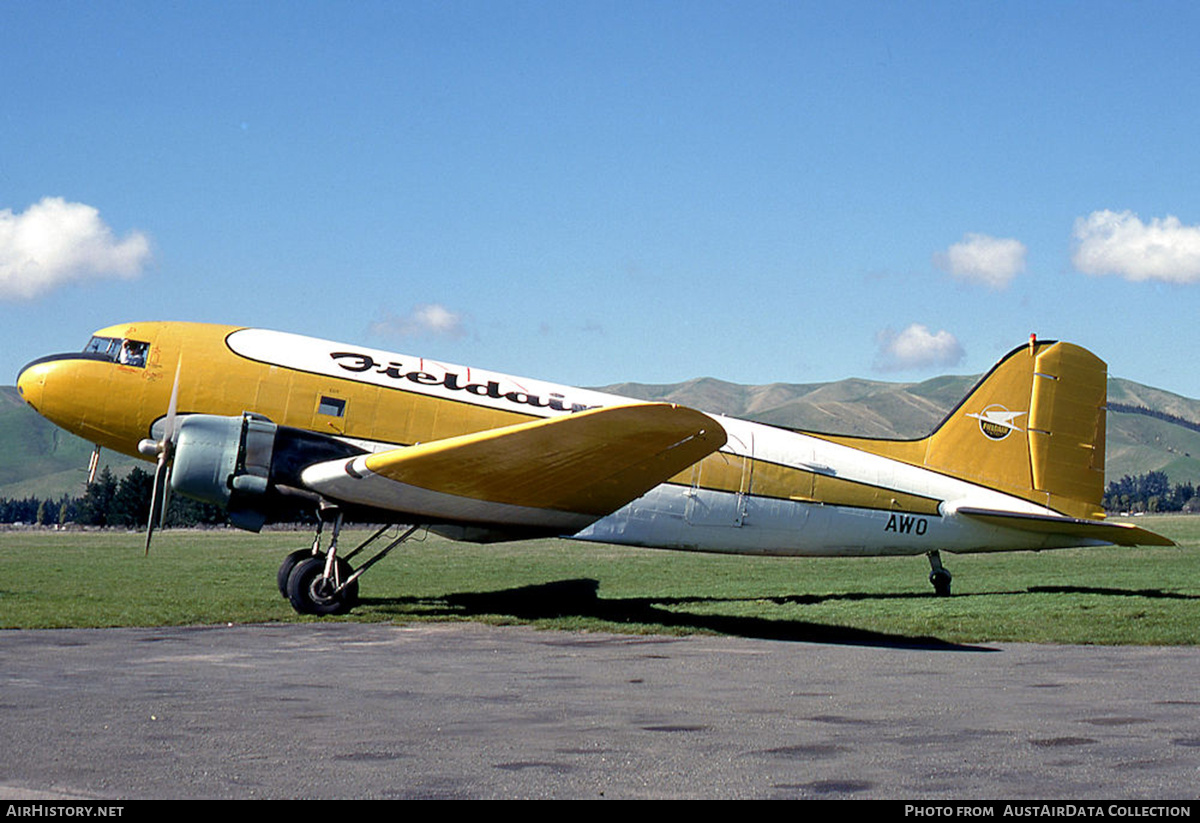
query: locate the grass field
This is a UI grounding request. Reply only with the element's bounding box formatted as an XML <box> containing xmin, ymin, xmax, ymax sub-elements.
<box><xmin>1</xmin><ymin>515</ymin><xmax>1197</xmax><ymax>645</ymax></box>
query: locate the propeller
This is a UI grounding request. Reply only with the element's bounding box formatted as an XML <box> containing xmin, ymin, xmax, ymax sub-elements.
<box><xmin>138</xmin><ymin>361</ymin><xmax>182</xmax><ymax>555</ymax></box>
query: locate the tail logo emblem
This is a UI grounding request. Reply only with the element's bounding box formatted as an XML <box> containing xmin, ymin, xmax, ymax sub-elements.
<box><xmin>966</xmin><ymin>405</ymin><xmax>1026</xmax><ymax>441</ymax></box>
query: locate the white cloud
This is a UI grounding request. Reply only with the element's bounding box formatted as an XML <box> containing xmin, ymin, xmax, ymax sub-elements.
<box><xmin>370</xmin><ymin>303</ymin><xmax>468</xmax><ymax>339</ymax></box>
<box><xmin>1071</xmin><ymin>209</ymin><xmax>1200</xmax><ymax>283</ymax></box>
<box><xmin>933</xmin><ymin>233</ymin><xmax>1026</xmax><ymax>289</ymax></box>
<box><xmin>874</xmin><ymin>324</ymin><xmax>965</xmax><ymax>373</ymax></box>
<box><xmin>0</xmin><ymin>197</ymin><xmax>151</xmax><ymax>299</ymax></box>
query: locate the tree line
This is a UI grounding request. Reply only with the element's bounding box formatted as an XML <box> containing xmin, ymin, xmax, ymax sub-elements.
<box><xmin>1103</xmin><ymin>470</ymin><xmax>1199</xmax><ymax>513</ymax></box>
<box><xmin>0</xmin><ymin>466</ymin><xmax>231</xmax><ymax>528</ymax></box>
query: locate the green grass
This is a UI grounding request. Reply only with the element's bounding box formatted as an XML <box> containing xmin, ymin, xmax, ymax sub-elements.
<box><xmin>1</xmin><ymin>515</ymin><xmax>1198</xmax><ymax>645</ymax></box>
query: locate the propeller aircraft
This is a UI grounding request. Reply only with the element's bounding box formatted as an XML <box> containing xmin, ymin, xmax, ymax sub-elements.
<box><xmin>16</xmin><ymin>322</ymin><xmax>1172</xmax><ymax>615</ymax></box>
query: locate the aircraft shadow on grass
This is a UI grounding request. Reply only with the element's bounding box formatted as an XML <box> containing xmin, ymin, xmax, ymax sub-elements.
<box><xmin>358</xmin><ymin>579</ymin><xmax>1198</xmax><ymax>649</ymax></box>
<box><xmin>358</xmin><ymin>578</ymin><xmax>1000</xmax><ymax>651</ymax></box>
<box><xmin>1023</xmin><ymin>585</ymin><xmax>1199</xmax><ymax>600</ymax></box>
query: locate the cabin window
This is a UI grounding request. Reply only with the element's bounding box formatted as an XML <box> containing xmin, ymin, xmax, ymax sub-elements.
<box><xmin>317</xmin><ymin>396</ymin><xmax>346</xmax><ymax>417</ymax></box>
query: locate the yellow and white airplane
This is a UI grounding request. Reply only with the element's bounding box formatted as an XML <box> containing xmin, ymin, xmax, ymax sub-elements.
<box><xmin>16</xmin><ymin>322</ymin><xmax>1172</xmax><ymax>614</ymax></box>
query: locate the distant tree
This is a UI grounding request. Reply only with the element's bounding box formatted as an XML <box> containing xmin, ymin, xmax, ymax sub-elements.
<box><xmin>165</xmin><ymin>494</ymin><xmax>229</xmax><ymax>528</ymax></box>
<box><xmin>1170</xmin><ymin>481</ymin><xmax>1195</xmax><ymax>511</ymax></box>
<box><xmin>112</xmin><ymin>467</ymin><xmax>154</xmax><ymax>528</ymax></box>
<box><xmin>1</xmin><ymin>497</ymin><xmax>41</xmax><ymax>524</ymax></box>
<box><xmin>1138</xmin><ymin>471</ymin><xmax>1170</xmax><ymax>503</ymax></box>
<box><xmin>78</xmin><ymin>467</ymin><xmax>119</xmax><ymax>526</ymax></box>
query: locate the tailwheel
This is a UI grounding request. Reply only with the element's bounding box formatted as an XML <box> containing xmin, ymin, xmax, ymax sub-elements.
<box><xmin>929</xmin><ymin>569</ymin><xmax>952</xmax><ymax>597</ymax></box>
<box><xmin>287</xmin><ymin>556</ymin><xmax>360</xmax><ymax>616</ymax></box>
<box><xmin>926</xmin><ymin>550</ymin><xmax>952</xmax><ymax>597</ymax></box>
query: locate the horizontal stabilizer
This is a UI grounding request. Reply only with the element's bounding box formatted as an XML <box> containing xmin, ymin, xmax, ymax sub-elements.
<box><xmin>956</xmin><ymin>507</ymin><xmax>1175</xmax><ymax>547</ymax></box>
<box><xmin>301</xmin><ymin>403</ymin><xmax>726</xmax><ymax>530</ymax></box>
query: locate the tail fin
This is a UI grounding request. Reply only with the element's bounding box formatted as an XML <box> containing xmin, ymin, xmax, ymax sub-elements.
<box><xmin>924</xmin><ymin>339</ymin><xmax>1107</xmax><ymax>518</ymax></box>
<box><xmin>826</xmin><ymin>339</ymin><xmax>1108</xmax><ymax>519</ymax></box>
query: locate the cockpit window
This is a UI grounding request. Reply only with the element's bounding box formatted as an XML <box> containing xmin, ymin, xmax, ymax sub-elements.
<box><xmin>85</xmin><ymin>336</ymin><xmax>121</xmax><ymax>358</ymax></box>
<box><xmin>83</xmin><ymin>336</ymin><xmax>150</xmax><ymax>368</ymax></box>
<box><xmin>119</xmin><ymin>340</ymin><xmax>148</xmax><ymax>367</ymax></box>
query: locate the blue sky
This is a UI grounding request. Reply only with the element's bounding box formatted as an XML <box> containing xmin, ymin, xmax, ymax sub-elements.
<box><xmin>5</xmin><ymin>1</ymin><xmax>1200</xmax><ymax>401</ymax></box>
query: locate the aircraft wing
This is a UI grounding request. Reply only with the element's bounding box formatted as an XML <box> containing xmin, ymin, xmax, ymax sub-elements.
<box><xmin>300</xmin><ymin>403</ymin><xmax>727</xmax><ymax>531</ymax></box>
<box><xmin>956</xmin><ymin>507</ymin><xmax>1176</xmax><ymax>547</ymax></box>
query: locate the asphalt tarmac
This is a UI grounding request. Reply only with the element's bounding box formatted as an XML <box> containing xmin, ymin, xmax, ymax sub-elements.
<box><xmin>0</xmin><ymin>623</ymin><xmax>1197</xmax><ymax>800</ymax></box>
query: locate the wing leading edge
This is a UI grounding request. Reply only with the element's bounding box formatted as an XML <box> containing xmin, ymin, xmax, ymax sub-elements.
<box><xmin>300</xmin><ymin>403</ymin><xmax>727</xmax><ymax>531</ymax></box>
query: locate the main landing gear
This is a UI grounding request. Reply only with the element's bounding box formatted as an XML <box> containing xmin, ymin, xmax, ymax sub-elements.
<box><xmin>926</xmin><ymin>550</ymin><xmax>952</xmax><ymax>597</ymax></box>
<box><xmin>278</xmin><ymin>506</ymin><xmax>422</xmax><ymax>615</ymax></box>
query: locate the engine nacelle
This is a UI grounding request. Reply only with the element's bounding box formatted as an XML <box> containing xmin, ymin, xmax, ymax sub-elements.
<box><xmin>170</xmin><ymin>413</ymin><xmax>278</xmax><ymax>532</ymax></box>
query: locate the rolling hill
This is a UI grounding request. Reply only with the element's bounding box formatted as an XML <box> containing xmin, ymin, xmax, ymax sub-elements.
<box><xmin>0</xmin><ymin>386</ymin><xmax>138</xmax><ymax>499</ymax></box>
<box><xmin>3</xmin><ymin>371</ymin><xmax>1200</xmax><ymax>501</ymax></box>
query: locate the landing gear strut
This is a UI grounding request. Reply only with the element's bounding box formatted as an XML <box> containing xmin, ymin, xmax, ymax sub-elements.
<box><xmin>279</xmin><ymin>505</ymin><xmax>422</xmax><ymax>615</ymax></box>
<box><xmin>926</xmin><ymin>550</ymin><xmax>952</xmax><ymax>596</ymax></box>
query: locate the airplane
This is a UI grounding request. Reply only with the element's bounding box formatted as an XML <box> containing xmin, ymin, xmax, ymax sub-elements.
<box><xmin>15</xmin><ymin>322</ymin><xmax>1173</xmax><ymax>615</ymax></box>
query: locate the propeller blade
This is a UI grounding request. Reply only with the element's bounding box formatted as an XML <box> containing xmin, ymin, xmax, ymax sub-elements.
<box><xmin>159</xmin><ymin>460</ymin><xmax>173</xmax><ymax>529</ymax></box>
<box><xmin>163</xmin><ymin>360</ymin><xmax>181</xmax><ymax>444</ymax></box>
<box><xmin>145</xmin><ymin>360</ymin><xmax>183</xmax><ymax>556</ymax></box>
<box><xmin>145</xmin><ymin>451</ymin><xmax>168</xmax><ymax>556</ymax></box>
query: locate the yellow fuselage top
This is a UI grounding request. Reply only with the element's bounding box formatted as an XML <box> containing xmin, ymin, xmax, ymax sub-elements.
<box><xmin>17</xmin><ymin>321</ymin><xmax>603</xmax><ymax>461</ymax></box>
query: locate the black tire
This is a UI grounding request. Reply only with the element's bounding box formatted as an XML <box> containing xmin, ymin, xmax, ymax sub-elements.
<box><xmin>277</xmin><ymin>550</ymin><xmax>315</xmax><ymax>598</ymax></box>
<box><xmin>286</xmin><ymin>556</ymin><xmax>360</xmax><ymax>616</ymax></box>
<box><xmin>930</xmin><ymin>569</ymin><xmax>952</xmax><ymax>597</ymax></box>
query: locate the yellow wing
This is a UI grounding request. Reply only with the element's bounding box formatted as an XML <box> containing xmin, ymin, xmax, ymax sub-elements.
<box><xmin>300</xmin><ymin>403</ymin><xmax>727</xmax><ymax>531</ymax></box>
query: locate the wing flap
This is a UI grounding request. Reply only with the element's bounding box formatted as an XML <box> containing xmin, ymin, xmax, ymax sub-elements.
<box><xmin>301</xmin><ymin>403</ymin><xmax>726</xmax><ymax>528</ymax></box>
<box><xmin>957</xmin><ymin>507</ymin><xmax>1175</xmax><ymax>547</ymax></box>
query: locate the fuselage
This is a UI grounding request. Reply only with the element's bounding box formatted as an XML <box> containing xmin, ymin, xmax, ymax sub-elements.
<box><xmin>17</xmin><ymin>321</ymin><xmax>1096</xmax><ymax>557</ymax></box>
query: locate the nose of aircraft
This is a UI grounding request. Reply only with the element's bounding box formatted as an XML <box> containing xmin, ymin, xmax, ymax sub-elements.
<box><xmin>16</xmin><ymin>359</ymin><xmax>48</xmax><ymax>411</ymax></box>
